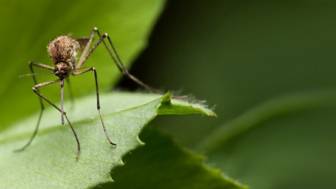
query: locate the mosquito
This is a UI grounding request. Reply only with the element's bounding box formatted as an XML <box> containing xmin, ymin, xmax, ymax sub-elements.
<box><xmin>15</xmin><ymin>27</ymin><xmax>156</xmax><ymax>160</ymax></box>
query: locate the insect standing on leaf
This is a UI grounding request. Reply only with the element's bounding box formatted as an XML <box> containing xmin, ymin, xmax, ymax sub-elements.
<box><xmin>15</xmin><ymin>27</ymin><xmax>155</xmax><ymax>160</ymax></box>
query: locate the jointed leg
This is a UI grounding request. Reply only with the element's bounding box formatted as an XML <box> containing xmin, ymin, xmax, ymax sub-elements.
<box><xmin>66</xmin><ymin>78</ymin><xmax>75</xmax><ymax>110</ymax></box>
<box><xmin>29</xmin><ymin>61</ymin><xmax>54</xmax><ymax>73</ymax></box>
<box><xmin>60</xmin><ymin>80</ymin><xmax>65</xmax><ymax>125</ymax></box>
<box><xmin>77</xmin><ymin>29</ymin><xmax>96</xmax><ymax>66</ymax></box>
<box><xmin>15</xmin><ymin>61</ymin><xmax>54</xmax><ymax>152</ymax></box>
<box><xmin>29</xmin><ymin>61</ymin><xmax>55</xmax><ymax>108</ymax></box>
<box><xmin>31</xmin><ymin>81</ymin><xmax>81</xmax><ymax>160</ymax></box>
<box><xmin>15</xmin><ymin>80</ymin><xmax>58</xmax><ymax>152</ymax></box>
<box><xmin>96</xmin><ymin>30</ymin><xmax>155</xmax><ymax>91</ymax></box>
<box><xmin>73</xmin><ymin>67</ymin><xmax>116</xmax><ymax>147</ymax></box>
<box><xmin>77</xmin><ymin>27</ymin><xmax>160</xmax><ymax>93</ymax></box>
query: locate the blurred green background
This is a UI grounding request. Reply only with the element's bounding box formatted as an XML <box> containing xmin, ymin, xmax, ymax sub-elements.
<box><xmin>120</xmin><ymin>1</ymin><xmax>336</xmax><ymax>189</ymax></box>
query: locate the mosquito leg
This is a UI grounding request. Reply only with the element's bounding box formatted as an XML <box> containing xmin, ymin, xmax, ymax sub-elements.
<box><xmin>14</xmin><ymin>106</ymin><xmax>44</xmax><ymax>152</ymax></box>
<box><xmin>77</xmin><ymin>27</ymin><xmax>160</xmax><ymax>93</ymax></box>
<box><xmin>29</xmin><ymin>61</ymin><xmax>55</xmax><ymax>107</ymax></box>
<box><xmin>73</xmin><ymin>67</ymin><xmax>116</xmax><ymax>147</ymax></box>
<box><xmin>33</xmin><ymin>83</ymin><xmax>81</xmax><ymax>160</ymax></box>
<box><xmin>29</xmin><ymin>61</ymin><xmax>55</xmax><ymax>72</ymax></box>
<box><xmin>66</xmin><ymin>78</ymin><xmax>75</xmax><ymax>110</ymax></box>
<box><xmin>77</xmin><ymin>28</ymin><xmax>96</xmax><ymax>68</ymax></box>
<box><xmin>14</xmin><ymin>62</ymin><xmax>54</xmax><ymax>152</ymax></box>
<box><xmin>28</xmin><ymin>61</ymin><xmax>55</xmax><ymax>111</ymax></box>
<box><xmin>14</xmin><ymin>80</ymin><xmax>57</xmax><ymax>152</ymax></box>
<box><xmin>30</xmin><ymin>80</ymin><xmax>81</xmax><ymax>160</ymax></box>
<box><xmin>60</xmin><ymin>80</ymin><xmax>65</xmax><ymax>125</ymax></box>
<box><xmin>100</xmin><ymin>30</ymin><xmax>159</xmax><ymax>92</ymax></box>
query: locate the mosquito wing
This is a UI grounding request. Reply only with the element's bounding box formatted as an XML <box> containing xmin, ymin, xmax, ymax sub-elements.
<box><xmin>76</xmin><ymin>37</ymin><xmax>90</xmax><ymax>51</ymax></box>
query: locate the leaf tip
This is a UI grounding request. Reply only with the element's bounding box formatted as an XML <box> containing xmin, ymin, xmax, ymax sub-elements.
<box><xmin>161</xmin><ymin>92</ymin><xmax>173</xmax><ymax>102</ymax></box>
<box><xmin>118</xmin><ymin>159</ymin><xmax>125</xmax><ymax>166</ymax></box>
<box><xmin>206</xmin><ymin>109</ymin><xmax>217</xmax><ymax>117</ymax></box>
<box><xmin>136</xmin><ymin>136</ymin><xmax>145</xmax><ymax>146</ymax></box>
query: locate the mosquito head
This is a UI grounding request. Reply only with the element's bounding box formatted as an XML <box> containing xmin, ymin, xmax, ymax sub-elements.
<box><xmin>54</xmin><ymin>62</ymin><xmax>71</xmax><ymax>79</ymax></box>
<box><xmin>48</xmin><ymin>35</ymin><xmax>80</xmax><ymax>65</ymax></box>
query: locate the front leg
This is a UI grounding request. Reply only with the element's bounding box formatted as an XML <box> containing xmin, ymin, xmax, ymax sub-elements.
<box><xmin>15</xmin><ymin>62</ymin><xmax>54</xmax><ymax>152</ymax></box>
<box><xmin>76</xmin><ymin>27</ymin><xmax>159</xmax><ymax>93</ymax></box>
<box><xmin>73</xmin><ymin>67</ymin><xmax>116</xmax><ymax>147</ymax></box>
<box><xmin>31</xmin><ymin>80</ymin><xmax>81</xmax><ymax>161</ymax></box>
<box><xmin>29</xmin><ymin>61</ymin><xmax>55</xmax><ymax>108</ymax></box>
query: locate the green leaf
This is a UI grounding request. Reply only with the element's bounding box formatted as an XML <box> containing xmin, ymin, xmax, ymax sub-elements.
<box><xmin>0</xmin><ymin>0</ymin><xmax>165</xmax><ymax>130</ymax></box>
<box><xmin>198</xmin><ymin>90</ymin><xmax>336</xmax><ymax>189</ymax></box>
<box><xmin>96</xmin><ymin>127</ymin><xmax>246</xmax><ymax>189</ymax></box>
<box><xmin>197</xmin><ymin>90</ymin><xmax>336</xmax><ymax>153</ymax></box>
<box><xmin>0</xmin><ymin>92</ymin><xmax>215</xmax><ymax>189</ymax></box>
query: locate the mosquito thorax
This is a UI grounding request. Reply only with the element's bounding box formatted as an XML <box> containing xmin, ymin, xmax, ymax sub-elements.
<box><xmin>47</xmin><ymin>35</ymin><xmax>80</xmax><ymax>66</ymax></box>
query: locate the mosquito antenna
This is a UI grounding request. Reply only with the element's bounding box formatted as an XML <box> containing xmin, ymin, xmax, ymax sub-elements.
<box><xmin>18</xmin><ymin>72</ymin><xmax>51</xmax><ymax>79</ymax></box>
<box><xmin>18</xmin><ymin>73</ymin><xmax>38</xmax><ymax>78</ymax></box>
